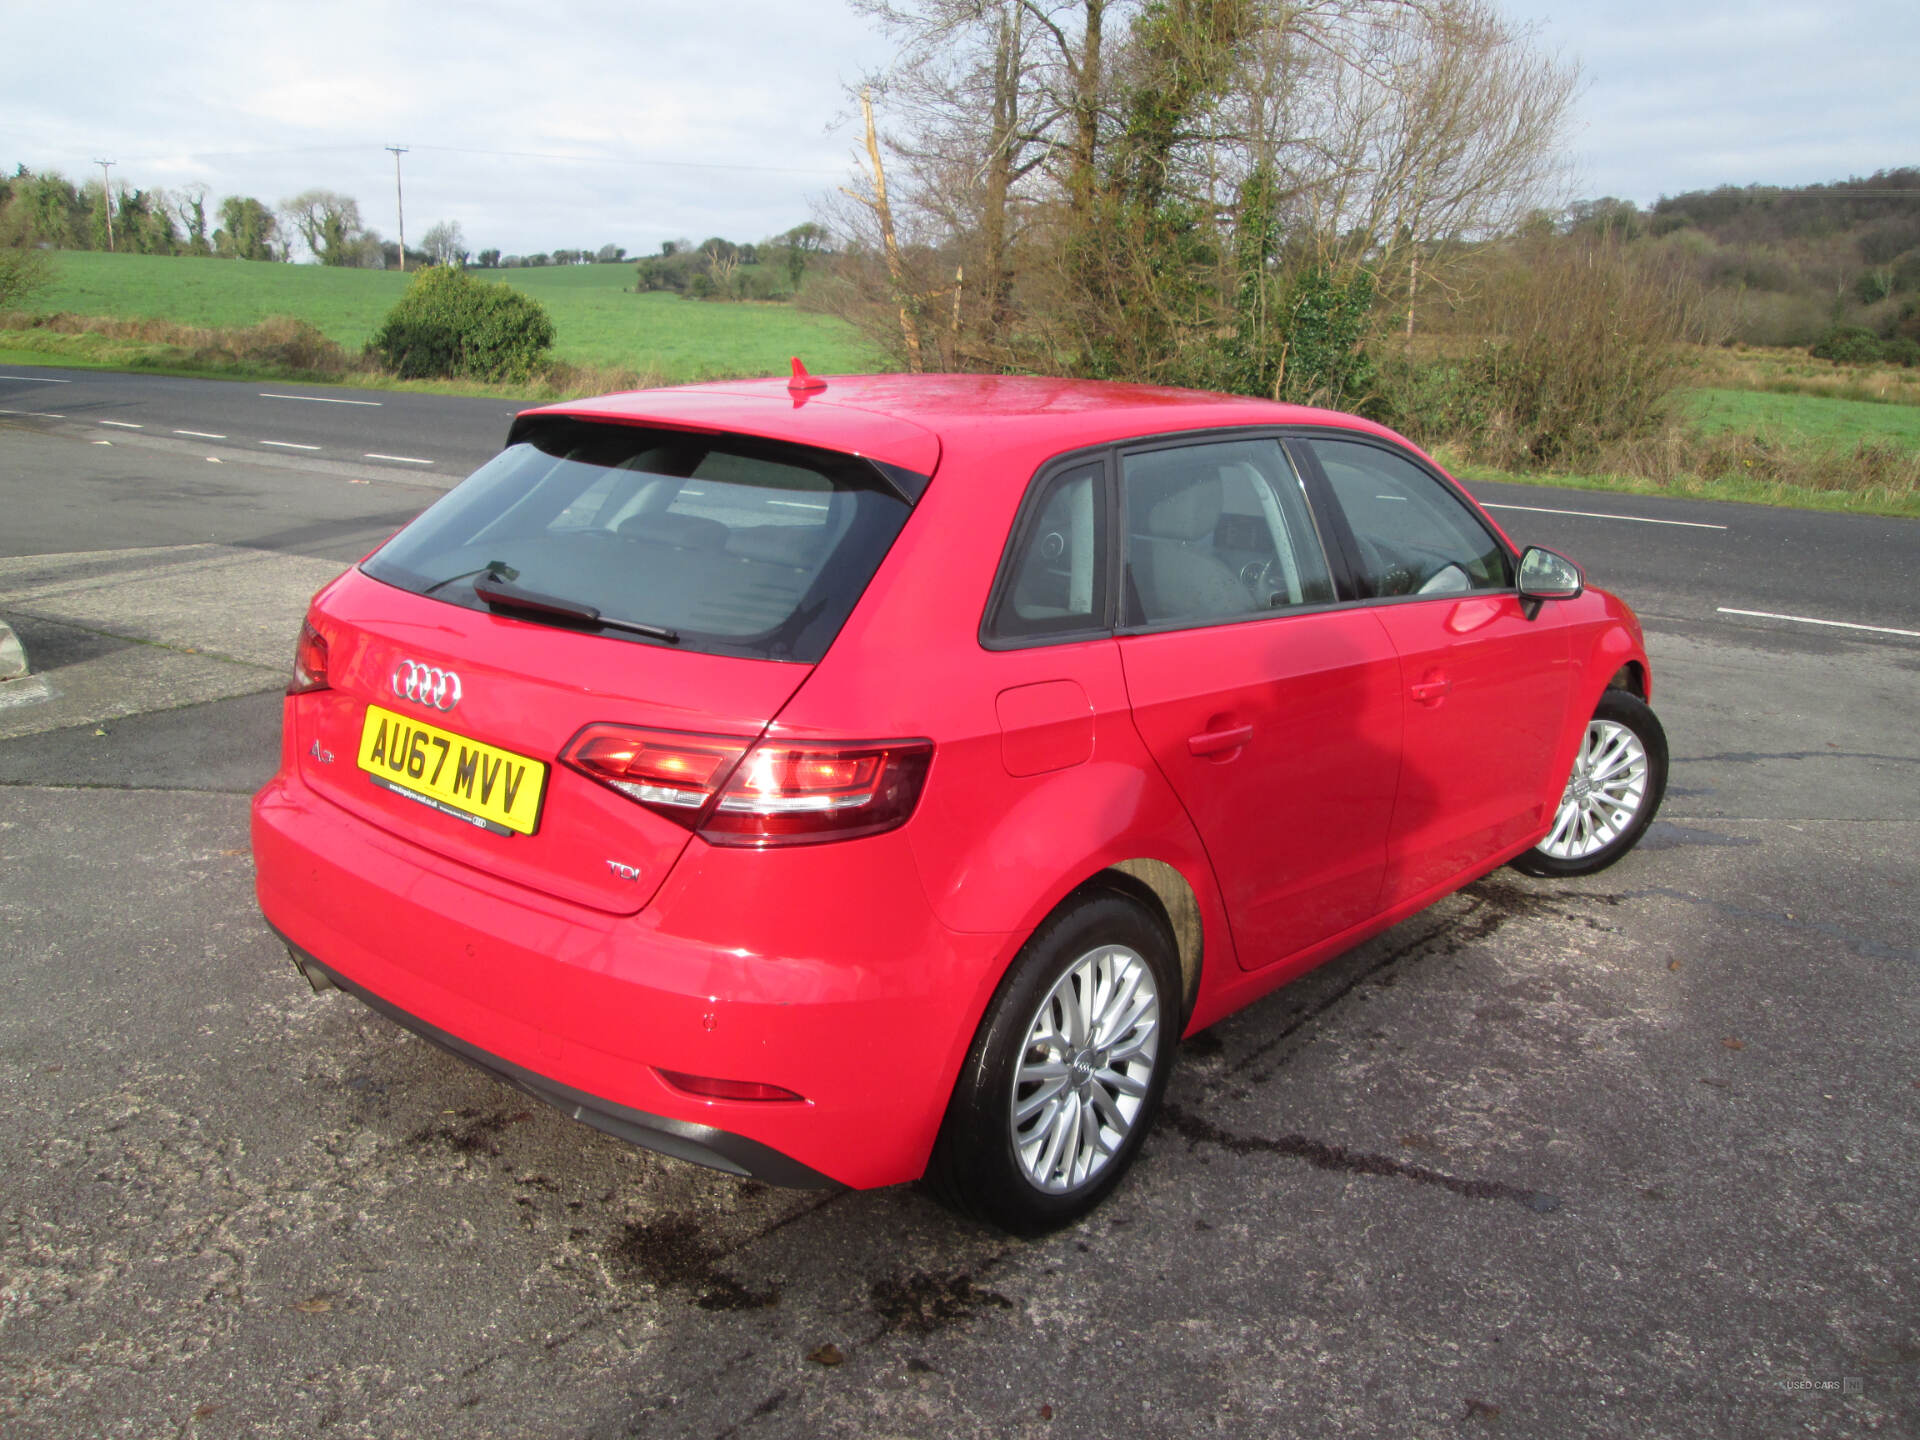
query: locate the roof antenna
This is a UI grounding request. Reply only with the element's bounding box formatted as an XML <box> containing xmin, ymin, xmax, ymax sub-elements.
<box><xmin>788</xmin><ymin>357</ymin><xmax>828</xmax><ymax>395</ymax></box>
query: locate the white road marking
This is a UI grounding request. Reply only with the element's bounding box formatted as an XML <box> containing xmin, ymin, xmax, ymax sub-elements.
<box><xmin>98</xmin><ymin>419</ymin><xmax>143</xmax><ymax>429</ymax></box>
<box><xmin>260</xmin><ymin>439</ymin><xmax>321</xmax><ymax>451</ymax></box>
<box><xmin>1716</xmin><ymin>607</ymin><xmax>1920</xmax><ymax>639</ymax></box>
<box><xmin>206</xmin><ymin>457</ymin><xmax>222</xmax><ymax>464</ymax></box>
<box><xmin>260</xmin><ymin>392</ymin><xmax>382</xmax><ymax>407</ymax></box>
<box><xmin>29</xmin><ymin>412</ymin><xmax>66</xmax><ymax>419</ymax></box>
<box><xmin>364</xmin><ymin>452</ymin><xmax>434</xmax><ymax>465</ymax></box>
<box><xmin>175</xmin><ymin>429</ymin><xmax>226</xmax><ymax>439</ymax></box>
<box><xmin>93</xmin><ymin>439</ymin><xmax>112</xmax><ymax>446</ymax></box>
<box><xmin>0</xmin><ymin>374</ymin><xmax>70</xmax><ymax>382</ymax></box>
<box><xmin>1479</xmin><ymin>501</ymin><xmax>1728</xmax><ymax>531</ymax></box>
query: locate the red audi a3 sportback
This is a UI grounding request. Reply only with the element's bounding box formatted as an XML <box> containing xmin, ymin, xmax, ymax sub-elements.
<box><xmin>253</xmin><ymin>369</ymin><xmax>1666</xmax><ymax>1235</ymax></box>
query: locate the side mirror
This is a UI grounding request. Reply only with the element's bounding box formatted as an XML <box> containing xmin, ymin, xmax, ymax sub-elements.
<box><xmin>1516</xmin><ymin>546</ymin><xmax>1584</xmax><ymax>602</ymax></box>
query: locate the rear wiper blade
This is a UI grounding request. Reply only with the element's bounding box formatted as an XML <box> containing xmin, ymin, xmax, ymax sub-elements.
<box><xmin>420</xmin><ymin>559</ymin><xmax>518</xmax><ymax>597</ymax></box>
<box><xmin>472</xmin><ymin>574</ymin><xmax>680</xmax><ymax>643</ymax></box>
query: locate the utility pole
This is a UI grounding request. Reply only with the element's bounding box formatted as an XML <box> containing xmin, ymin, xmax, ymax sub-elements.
<box><xmin>93</xmin><ymin>159</ymin><xmax>116</xmax><ymax>251</ymax></box>
<box><xmin>385</xmin><ymin>145</ymin><xmax>409</xmax><ymax>272</ymax></box>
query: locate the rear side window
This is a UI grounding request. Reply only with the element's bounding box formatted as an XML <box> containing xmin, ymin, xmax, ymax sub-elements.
<box><xmin>363</xmin><ymin>419</ymin><xmax>916</xmax><ymax>662</ymax></box>
<box><xmin>988</xmin><ymin>461</ymin><xmax>1109</xmax><ymax>642</ymax></box>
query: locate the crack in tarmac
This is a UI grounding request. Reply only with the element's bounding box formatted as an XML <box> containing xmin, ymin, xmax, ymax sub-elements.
<box><xmin>1157</xmin><ymin>1103</ymin><xmax>1563</xmax><ymax>1213</ymax></box>
<box><xmin>1678</xmin><ymin>749</ymin><xmax>1918</xmax><ymax>766</ymax></box>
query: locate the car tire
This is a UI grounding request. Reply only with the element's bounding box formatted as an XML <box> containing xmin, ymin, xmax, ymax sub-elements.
<box><xmin>925</xmin><ymin>888</ymin><xmax>1180</xmax><ymax>1236</ymax></box>
<box><xmin>1512</xmin><ymin>688</ymin><xmax>1668</xmax><ymax>878</ymax></box>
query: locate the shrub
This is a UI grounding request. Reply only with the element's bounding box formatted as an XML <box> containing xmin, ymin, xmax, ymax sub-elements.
<box><xmin>368</xmin><ymin>266</ymin><xmax>555</xmax><ymax>380</ymax></box>
<box><xmin>0</xmin><ymin>242</ymin><xmax>51</xmax><ymax>310</ymax></box>
<box><xmin>1371</xmin><ymin>355</ymin><xmax>1494</xmax><ymax>443</ymax></box>
<box><xmin>1810</xmin><ymin>326</ymin><xmax>1886</xmax><ymax>365</ymax></box>
<box><xmin>1425</xmin><ymin>235</ymin><xmax>1705</xmax><ymax>465</ymax></box>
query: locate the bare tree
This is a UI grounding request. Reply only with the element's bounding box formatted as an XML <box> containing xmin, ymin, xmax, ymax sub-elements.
<box><xmin>839</xmin><ymin>87</ymin><xmax>927</xmax><ymax>368</ymax></box>
<box><xmin>281</xmin><ymin>190</ymin><xmax>368</xmax><ymax>266</ymax></box>
<box><xmin>170</xmin><ymin>184</ymin><xmax>212</xmax><ymax>256</ymax></box>
<box><xmin>835</xmin><ymin>0</ymin><xmax>1578</xmax><ymax>382</ymax></box>
<box><xmin>703</xmin><ymin>238</ymin><xmax>742</xmax><ymax>298</ymax></box>
<box><xmin>421</xmin><ymin>220</ymin><xmax>467</xmax><ymax>266</ymax></box>
<box><xmin>1280</xmin><ymin>0</ymin><xmax>1577</xmax><ymax>328</ymax></box>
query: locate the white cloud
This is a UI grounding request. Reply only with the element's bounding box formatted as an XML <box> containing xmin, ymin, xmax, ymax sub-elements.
<box><xmin>10</xmin><ymin>0</ymin><xmax>892</xmax><ymax>254</ymax></box>
<box><xmin>1502</xmin><ymin>0</ymin><xmax>1920</xmax><ymax>203</ymax></box>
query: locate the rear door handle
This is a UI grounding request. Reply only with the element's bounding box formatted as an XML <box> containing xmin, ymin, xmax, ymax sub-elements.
<box><xmin>1188</xmin><ymin>724</ymin><xmax>1254</xmax><ymax>756</ymax></box>
<box><xmin>1410</xmin><ymin>676</ymin><xmax>1451</xmax><ymax>704</ymax></box>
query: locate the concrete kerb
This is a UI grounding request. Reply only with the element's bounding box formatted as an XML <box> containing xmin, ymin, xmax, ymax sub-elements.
<box><xmin>0</xmin><ymin>619</ymin><xmax>27</xmax><ymax>680</ymax></box>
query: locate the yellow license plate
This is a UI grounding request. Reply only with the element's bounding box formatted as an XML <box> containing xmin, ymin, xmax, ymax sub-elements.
<box><xmin>357</xmin><ymin>705</ymin><xmax>548</xmax><ymax>836</ymax></box>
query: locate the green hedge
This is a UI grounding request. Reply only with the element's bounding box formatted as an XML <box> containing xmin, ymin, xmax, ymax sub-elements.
<box><xmin>1810</xmin><ymin>326</ymin><xmax>1920</xmax><ymax>368</ymax></box>
<box><xmin>368</xmin><ymin>265</ymin><xmax>555</xmax><ymax>380</ymax></box>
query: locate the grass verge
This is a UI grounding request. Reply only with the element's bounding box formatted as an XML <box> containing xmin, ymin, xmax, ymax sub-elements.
<box><xmin>0</xmin><ymin>313</ymin><xmax>668</xmax><ymax>402</ymax></box>
<box><xmin>1440</xmin><ymin>451</ymin><xmax>1920</xmax><ymax>519</ymax></box>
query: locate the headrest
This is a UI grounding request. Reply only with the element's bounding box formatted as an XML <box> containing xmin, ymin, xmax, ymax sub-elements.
<box><xmin>726</xmin><ymin>526</ymin><xmax>825</xmax><ymax>568</ymax></box>
<box><xmin>618</xmin><ymin>512</ymin><xmax>729</xmax><ymax>550</ymax></box>
<box><xmin>1144</xmin><ymin>473</ymin><xmax>1223</xmax><ymax>542</ymax></box>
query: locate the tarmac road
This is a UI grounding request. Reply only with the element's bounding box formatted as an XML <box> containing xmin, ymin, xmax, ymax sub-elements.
<box><xmin>0</xmin><ymin>381</ymin><xmax>1915</xmax><ymax>1438</ymax></box>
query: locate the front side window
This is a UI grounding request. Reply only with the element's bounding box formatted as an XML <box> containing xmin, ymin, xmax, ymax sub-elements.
<box><xmin>1305</xmin><ymin>438</ymin><xmax>1510</xmax><ymax>598</ymax></box>
<box><xmin>1122</xmin><ymin>439</ymin><xmax>1334</xmax><ymax>627</ymax></box>
<box><xmin>989</xmin><ymin>461</ymin><xmax>1108</xmax><ymax>642</ymax></box>
<box><xmin>362</xmin><ymin>418</ymin><xmax>914</xmax><ymax>662</ymax></box>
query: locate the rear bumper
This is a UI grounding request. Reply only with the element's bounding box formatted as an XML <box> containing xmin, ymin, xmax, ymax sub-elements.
<box><xmin>253</xmin><ymin>768</ymin><xmax>1012</xmax><ymax>1190</ymax></box>
<box><xmin>273</xmin><ymin>927</ymin><xmax>834</xmax><ymax>1188</ymax></box>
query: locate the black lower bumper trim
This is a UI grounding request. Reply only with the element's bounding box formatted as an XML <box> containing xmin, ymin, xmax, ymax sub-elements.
<box><xmin>270</xmin><ymin>926</ymin><xmax>838</xmax><ymax>1190</ymax></box>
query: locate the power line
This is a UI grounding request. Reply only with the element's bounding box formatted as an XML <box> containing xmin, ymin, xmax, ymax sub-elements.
<box><xmin>114</xmin><ymin>140</ymin><xmax>844</xmax><ymax>178</ymax></box>
<box><xmin>404</xmin><ymin>143</ymin><xmax>843</xmax><ymax>177</ymax></box>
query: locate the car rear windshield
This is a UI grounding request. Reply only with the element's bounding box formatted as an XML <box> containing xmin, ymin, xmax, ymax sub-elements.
<box><xmin>362</xmin><ymin>418</ymin><xmax>919</xmax><ymax>662</ymax></box>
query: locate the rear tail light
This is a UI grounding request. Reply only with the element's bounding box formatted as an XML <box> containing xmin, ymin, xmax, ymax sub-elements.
<box><xmin>288</xmin><ymin>621</ymin><xmax>329</xmax><ymax>694</ymax></box>
<box><xmin>561</xmin><ymin>724</ymin><xmax>932</xmax><ymax>847</ymax></box>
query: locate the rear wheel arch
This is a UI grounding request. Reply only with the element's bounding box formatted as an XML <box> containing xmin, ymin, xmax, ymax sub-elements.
<box><xmin>1101</xmin><ymin>859</ymin><xmax>1204</xmax><ymax>1022</ymax></box>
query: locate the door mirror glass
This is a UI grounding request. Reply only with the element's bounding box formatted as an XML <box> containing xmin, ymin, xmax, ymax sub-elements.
<box><xmin>1516</xmin><ymin>546</ymin><xmax>1584</xmax><ymax>601</ymax></box>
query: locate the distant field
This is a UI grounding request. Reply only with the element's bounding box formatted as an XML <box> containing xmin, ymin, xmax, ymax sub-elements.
<box><xmin>481</xmin><ymin>263</ymin><xmax>880</xmax><ymax>376</ymax></box>
<box><xmin>27</xmin><ymin>251</ymin><xmax>407</xmax><ymax>346</ymax></box>
<box><xmin>18</xmin><ymin>250</ymin><xmax>880</xmax><ymax>382</ymax></box>
<box><xmin>1682</xmin><ymin>387</ymin><xmax>1920</xmax><ymax>452</ymax></box>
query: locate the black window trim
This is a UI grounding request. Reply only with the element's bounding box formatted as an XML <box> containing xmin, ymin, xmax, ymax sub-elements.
<box><xmin>978</xmin><ymin>423</ymin><xmax>1523</xmax><ymax>651</ymax></box>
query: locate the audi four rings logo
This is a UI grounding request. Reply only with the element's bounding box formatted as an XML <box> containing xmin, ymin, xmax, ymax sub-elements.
<box><xmin>392</xmin><ymin>660</ymin><xmax>463</xmax><ymax>711</ymax></box>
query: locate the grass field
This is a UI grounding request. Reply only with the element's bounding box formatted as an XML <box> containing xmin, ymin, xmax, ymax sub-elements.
<box><xmin>16</xmin><ymin>250</ymin><xmax>879</xmax><ymax>381</ymax></box>
<box><xmin>1682</xmin><ymin>386</ymin><xmax>1920</xmax><ymax>452</ymax></box>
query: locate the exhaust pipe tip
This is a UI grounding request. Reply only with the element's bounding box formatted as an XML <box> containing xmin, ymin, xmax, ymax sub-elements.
<box><xmin>286</xmin><ymin>944</ymin><xmax>336</xmax><ymax>994</ymax></box>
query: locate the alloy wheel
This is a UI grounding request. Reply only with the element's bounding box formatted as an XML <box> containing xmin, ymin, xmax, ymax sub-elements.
<box><xmin>1009</xmin><ymin>943</ymin><xmax>1161</xmax><ymax>1194</ymax></box>
<box><xmin>1539</xmin><ymin>718</ymin><xmax>1649</xmax><ymax>860</ymax></box>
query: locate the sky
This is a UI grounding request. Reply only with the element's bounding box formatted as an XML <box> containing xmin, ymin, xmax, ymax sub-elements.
<box><xmin>7</xmin><ymin>1</ymin><xmax>1916</xmax><ymax>259</ymax></box>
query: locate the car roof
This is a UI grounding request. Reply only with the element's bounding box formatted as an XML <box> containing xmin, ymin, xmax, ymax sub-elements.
<box><xmin>523</xmin><ymin>372</ymin><xmax>1405</xmax><ymax>479</ymax></box>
